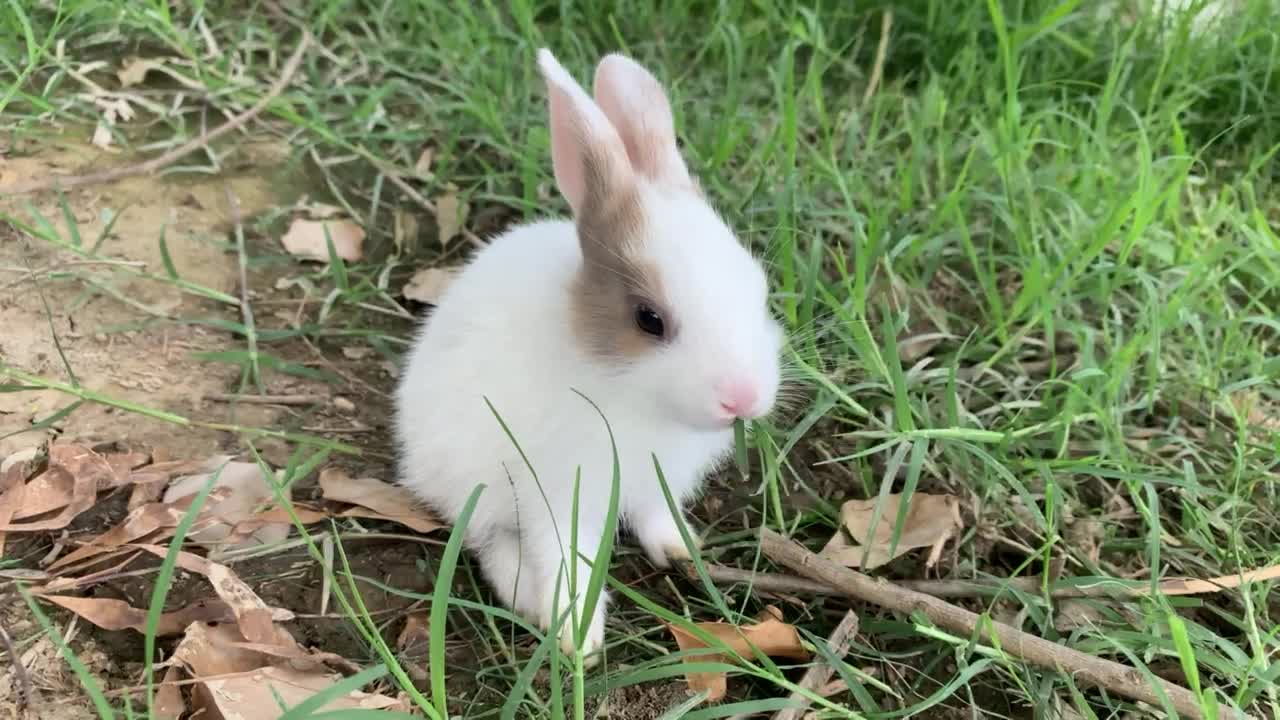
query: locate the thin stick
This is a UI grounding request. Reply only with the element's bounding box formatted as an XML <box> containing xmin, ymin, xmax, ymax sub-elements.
<box><xmin>224</xmin><ymin>183</ymin><xmax>260</xmax><ymax>389</ymax></box>
<box><xmin>0</xmin><ymin>34</ymin><xmax>313</xmax><ymax>196</ymax></box>
<box><xmin>0</xmin><ymin>616</ymin><xmax>33</xmax><ymax>712</ymax></box>
<box><xmin>862</xmin><ymin>9</ymin><xmax>893</xmax><ymax>105</ymax></box>
<box><xmin>772</xmin><ymin>610</ymin><xmax>859</xmax><ymax>720</ymax></box>
<box><xmin>686</xmin><ymin>562</ymin><xmax>1130</xmax><ymax>599</ymax></box>
<box><xmin>760</xmin><ymin>528</ymin><xmax>1230</xmax><ymax>720</ymax></box>
<box><xmin>205</xmin><ymin>392</ymin><xmax>329</xmax><ymax>406</ymax></box>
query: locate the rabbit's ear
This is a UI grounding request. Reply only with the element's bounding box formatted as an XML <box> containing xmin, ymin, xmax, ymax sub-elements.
<box><xmin>537</xmin><ymin>49</ymin><xmax>632</xmax><ymax>215</ymax></box>
<box><xmin>592</xmin><ymin>54</ymin><xmax>692</xmax><ymax>188</ymax></box>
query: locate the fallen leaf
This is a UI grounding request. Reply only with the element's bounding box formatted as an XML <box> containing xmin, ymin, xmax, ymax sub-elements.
<box><xmin>173</xmin><ymin>622</ymin><xmax>271</xmax><ymax>676</ymax></box>
<box><xmin>1054</xmin><ymin>598</ymin><xmax>1110</xmax><ymax>632</ymax></box>
<box><xmin>41</xmin><ymin>596</ymin><xmax>240</xmax><ymax>635</ymax></box>
<box><xmin>221</xmin><ymin>504</ymin><xmax>329</xmax><ymax>546</ymax></box>
<box><xmin>117</xmin><ymin>57</ymin><xmax>163</xmax><ymax>87</ymax></box>
<box><xmin>92</xmin><ymin>121</ymin><xmax>114</xmax><ymax>150</ymax></box>
<box><xmin>0</xmin><ymin>462</ymin><xmax>28</xmax><ymax>556</ymax></box>
<box><xmin>163</xmin><ymin>459</ymin><xmax>291</xmax><ymax>551</ymax></box>
<box><xmin>821</xmin><ymin>493</ymin><xmax>962</xmax><ymax>570</ymax></box>
<box><xmin>1231</xmin><ymin>390</ymin><xmax>1280</xmax><ymax>433</ymax></box>
<box><xmin>393</xmin><ymin>208</ymin><xmax>419</xmax><ymax>254</ymax></box>
<box><xmin>47</xmin><ymin>491</ymin><xmax>223</xmax><ymax>571</ymax></box>
<box><xmin>135</xmin><ymin>545</ymin><xmax>294</xmax><ymax>645</ymax></box>
<box><xmin>400</xmin><ymin>266</ymin><xmax>456</xmax><ymax>305</ymax></box>
<box><xmin>0</xmin><ymin>465</ymin><xmax>92</xmax><ymax>532</ymax></box>
<box><xmin>342</xmin><ymin>346</ymin><xmax>373</xmax><ymax>360</ymax></box>
<box><xmin>396</xmin><ymin>611</ymin><xmax>430</xmax><ymax>682</ymax></box>
<box><xmin>281</xmin><ymin>218</ymin><xmax>365</xmax><ymax>262</ymax></box>
<box><xmin>666</xmin><ymin>606</ymin><xmax>810</xmax><ymax>702</ymax></box>
<box><xmin>173</xmin><ymin>622</ymin><xmax>401</xmax><ymax>719</ymax></box>
<box><xmin>128</xmin><ymin>479</ymin><xmax>166</xmax><ymax>510</ymax></box>
<box><xmin>154</xmin><ymin>666</ymin><xmax>185</xmax><ymax>720</ymax></box>
<box><xmin>198</xmin><ymin>664</ymin><xmax>409</xmax><ymax>718</ymax></box>
<box><xmin>434</xmin><ymin>189</ymin><xmax>467</xmax><ymax>247</ymax></box>
<box><xmin>414</xmin><ymin>146</ymin><xmax>435</xmax><ymax>176</ymax></box>
<box><xmin>1153</xmin><ymin>564</ymin><xmax>1280</xmax><ymax>596</ymax></box>
<box><xmin>397</xmin><ymin>612</ymin><xmax>430</xmax><ymax>656</ymax></box>
<box><xmin>13</xmin><ymin>442</ymin><xmax>152</xmax><ymax>521</ymax></box>
<box><xmin>898</xmin><ymin>331</ymin><xmax>954</xmax><ymax>364</ymax></box>
<box><xmin>319</xmin><ymin>467</ymin><xmax>442</xmax><ymax>533</ymax></box>
<box><xmin>0</xmin><ymin>446</ymin><xmax>39</xmax><ymax>475</ymax></box>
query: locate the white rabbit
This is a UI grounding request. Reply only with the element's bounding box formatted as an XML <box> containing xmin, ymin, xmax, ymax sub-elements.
<box><xmin>394</xmin><ymin>48</ymin><xmax>782</xmax><ymax>659</ymax></box>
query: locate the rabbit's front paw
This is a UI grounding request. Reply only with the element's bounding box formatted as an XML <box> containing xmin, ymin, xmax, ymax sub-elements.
<box><xmin>557</xmin><ymin>602</ymin><xmax>606</xmax><ymax>665</ymax></box>
<box><xmin>637</xmin><ymin>513</ymin><xmax>701</xmax><ymax>569</ymax></box>
<box><xmin>541</xmin><ymin>591</ymin><xmax>607</xmax><ymax>666</ymax></box>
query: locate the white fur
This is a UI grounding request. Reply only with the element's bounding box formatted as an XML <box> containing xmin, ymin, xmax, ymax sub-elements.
<box><xmin>394</xmin><ymin>50</ymin><xmax>782</xmax><ymax>658</ymax></box>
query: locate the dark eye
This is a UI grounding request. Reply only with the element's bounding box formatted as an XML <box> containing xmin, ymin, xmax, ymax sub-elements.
<box><xmin>634</xmin><ymin>304</ymin><xmax>665</xmax><ymax>338</ymax></box>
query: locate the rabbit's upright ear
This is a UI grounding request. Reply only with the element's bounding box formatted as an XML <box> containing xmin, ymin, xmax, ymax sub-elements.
<box><xmin>592</xmin><ymin>54</ymin><xmax>692</xmax><ymax>189</ymax></box>
<box><xmin>537</xmin><ymin>49</ymin><xmax>632</xmax><ymax>216</ymax></box>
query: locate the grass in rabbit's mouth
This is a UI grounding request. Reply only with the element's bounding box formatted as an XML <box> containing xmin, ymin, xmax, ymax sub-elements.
<box><xmin>2</xmin><ymin>0</ymin><xmax>1279</xmax><ymax>718</ymax></box>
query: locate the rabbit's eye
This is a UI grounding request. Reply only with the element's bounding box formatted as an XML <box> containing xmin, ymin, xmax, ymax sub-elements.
<box><xmin>634</xmin><ymin>304</ymin><xmax>666</xmax><ymax>338</ymax></box>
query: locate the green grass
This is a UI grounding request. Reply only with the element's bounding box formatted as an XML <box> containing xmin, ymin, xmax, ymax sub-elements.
<box><xmin>2</xmin><ymin>0</ymin><xmax>1279</xmax><ymax>718</ymax></box>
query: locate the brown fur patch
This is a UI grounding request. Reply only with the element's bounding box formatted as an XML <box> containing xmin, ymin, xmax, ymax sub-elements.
<box><xmin>571</xmin><ymin>175</ymin><xmax>672</xmax><ymax>361</ymax></box>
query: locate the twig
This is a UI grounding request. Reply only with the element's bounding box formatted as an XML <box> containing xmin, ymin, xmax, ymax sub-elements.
<box><xmin>862</xmin><ymin>9</ymin><xmax>893</xmax><ymax>105</ymax></box>
<box><xmin>0</xmin><ymin>260</ymin><xmax>148</xmax><ymax>292</ymax></box>
<box><xmin>224</xmin><ymin>183</ymin><xmax>262</xmax><ymax>388</ymax></box>
<box><xmin>686</xmin><ymin>561</ymin><xmax>1133</xmax><ymax>599</ymax></box>
<box><xmin>760</xmin><ymin>528</ymin><xmax>1234</xmax><ymax>720</ymax></box>
<box><xmin>0</xmin><ymin>615</ymin><xmax>33</xmax><ymax>713</ymax></box>
<box><xmin>0</xmin><ymin>33</ymin><xmax>313</xmax><ymax>196</ymax></box>
<box><xmin>205</xmin><ymin>392</ymin><xmax>329</xmax><ymax>406</ymax></box>
<box><xmin>772</xmin><ymin>610</ymin><xmax>859</xmax><ymax>720</ymax></box>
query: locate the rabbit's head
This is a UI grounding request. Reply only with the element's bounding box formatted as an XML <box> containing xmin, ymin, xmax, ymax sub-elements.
<box><xmin>538</xmin><ymin>49</ymin><xmax>782</xmax><ymax>431</ymax></box>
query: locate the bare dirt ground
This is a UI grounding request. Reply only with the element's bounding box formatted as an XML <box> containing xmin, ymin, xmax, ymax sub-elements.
<box><xmin>0</xmin><ymin>132</ymin><xmax>445</xmax><ymax>716</ymax></box>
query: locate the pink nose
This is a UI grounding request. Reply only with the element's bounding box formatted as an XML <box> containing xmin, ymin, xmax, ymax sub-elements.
<box><xmin>717</xmin><ymin>380</ymin><xmax>759</xmax><ymax>418</ymax></box>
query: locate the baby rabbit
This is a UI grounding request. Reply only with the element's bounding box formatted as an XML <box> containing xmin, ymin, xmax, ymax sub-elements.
<box><xmin>394</xmin><ymin>48</ymin><xmax>782</xmax><ymax>658</ymax></box>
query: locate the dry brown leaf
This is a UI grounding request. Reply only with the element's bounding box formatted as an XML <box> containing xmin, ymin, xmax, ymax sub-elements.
<box><xmin>400</xmin><ymin>266</ymin><xmax>456</xmax><ymax>304</ymax></box>
<box><xmin>0</xmin><ymin>446</ymin><xmax>39</xmax><ymax>475</ymax></box>
<box><xmin>164</xmin><ymin>459</ymin><xmax>291</xmax><ymax>551</ymax></box>
<box><xmin>135</xmin><ymin>545</ymin><xmax>294</xmax><ymax>644</ymax></box>
<box><xmin>0</xmin><ymin>465</ymin><xmax>93</xmax><ymax>532</ymax></box>
<box><xmin>319</xmin><ymin>467</ymin><xmax>442</xmax><ymax>533</ymax></box>
<box><xmin>393</xmin><ymin>208</ymin><xmax>419</xmax><ymax>254</ymax></box>
<box><xmin>197</xmin><ymin>665</ymin><xmax>409</xmax><ymax>718</ymax></box>
<box><xmin>281</xmin><ymin>218</ymin><xmax>366</xmax><ymax>262</ymax></box>
<box><xmin>0</xmin><ymin>462</ymin><xmax>28</xmax><ymax>556</ymax></box>
<box><xmin>1231</xmin><ymin>390</ymin><xmax>1280</xmax><ymax>433</ymax></box>
<box><xmin>666</xmin><ymin>606</ymin><xmax>810</xmax><ymax>702</ymax></box>
<box><xmin>117</xmin><ymin>57</ymin><xmax>163</xmax><ymax>87</ymax></box>
<box><xmin>1155</xmin><ymin>564</ymin><xmax>1280</xmax><ymax>595</ymax></box>
<box><xmin>47</xmin><ymin>491</ymin><xmax>222</xmax><ymax>571</ymax></box>
<box><xmin>128</xmin><ymin>479</ymin><xmax>166</xmax><ymax>510</ymax></box>
<box><xmin>173</xmin><ymin>622</ymin><xmax>397</xmax><ymax>719</ymax></box>
<box><xmin>41</xmin><ymin>596</ymin><xmax>239</xmax><ymax>635</ymax></box>
<box><xmin>396</xmin><ymin>611</ymin><xmax>431</xmax><ymax>682</ymax></box>
<box><xmin>222</xmin><ymin>504</ymin><xmax>329</xmax><ymax>546</ymax></box>
<box><xmin>154</xmin><ymin>666</ymin><xmax>185</xmax><ymax>720</ymax></box>
<box><xmin>11</xmin><ymin>442</ymin><xmax>152</xmax><ymax>522</ymax></box>
<box><xmin>290</xmin><ymin>197</ymin><xmax>347</xmax><ymax>220</ymax></box>
<box><xmin>821</xmin><ymin>493</ymin><xmax>962</xmax><ymax>570</ymax></box>
<box><xmin>435</xmin><ymin>189</ymin><xmax>466</xmax><ymax>247</ymax></box>
<box><xmin>173</xmin><ymin>622</ymin><xmax>270</xmax><ymax>676</ymax></box>
<box><xmin>414</xmin><ymin>146</ymin><xmax>435</xmax><ymax>176</ymax></box>
<box><xmin>1054</xmin><ymin>598</ymin><xmax>1109</xmax><ymax>632</ymax></box>
<box><xmin>397</xmin><ymin>612</ymin><xmax>430</xmax><ymax>656</ymax></box>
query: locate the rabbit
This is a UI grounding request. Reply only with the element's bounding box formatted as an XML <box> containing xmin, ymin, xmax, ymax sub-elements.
<box><xmin>393</xmin><ymin>48</ymin><xmax>783</xmax><ymax>660</ymax></box>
